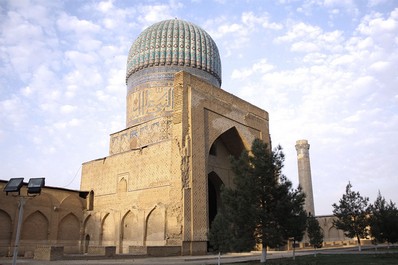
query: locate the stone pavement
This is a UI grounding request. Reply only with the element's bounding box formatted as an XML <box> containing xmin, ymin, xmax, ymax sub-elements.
<box><xmin>0</xmin><ymin>251</ymin><xmax>299</xmax><ymax>265</ymax></box>
<box><xmin>0</xmin><ymin>246</ymin><xmax>376</xmax><ymax>265</ymax></box>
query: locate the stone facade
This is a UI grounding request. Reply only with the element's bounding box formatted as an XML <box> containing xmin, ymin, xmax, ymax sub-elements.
<box><xmin>81</xmin><ymin>71</ymin><xmax>270</xmax><ymax>255</ymax></box>
<box><xmin>0</xmin><ymin>180</ymin><xmax>87</xmax><ymax>256</ymax></box>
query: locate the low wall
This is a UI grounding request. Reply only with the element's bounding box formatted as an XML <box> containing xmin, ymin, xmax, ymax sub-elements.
<box><xmin>147</xmin><ymin>246</ymin><xmax>181</xmax><ymax>256</ymax></box>
<box><xmin>34</xmin><ymin>246</ymin><xmax>64</xmax><ymax>261</ymax></box>
<box><xmin>129</xmin><ymin>246</ymin><xmax>147</xmax><ymax>254</ymax></box>
<box><xmin>88</xmin><ymin>246</ymin><xmax>116</xmax><ymax>257</ymax></box>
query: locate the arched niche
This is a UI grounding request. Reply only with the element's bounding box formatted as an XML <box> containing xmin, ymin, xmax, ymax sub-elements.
<box><xmin>118</xmin><ymin>178</ymin><xmax>127</xmax><ymax>193</ymax></box>
<box><xmin>121</xmin><ymin>209</ymin><xmax>143</xmax><ymax>253</ymax></box>
<box><xmin>58</xmin><ymin>213</ymin><xmax>80</xmax><ymax>241</ymax></box>
<box><xmin>144</xmin><ymin>205</ymin><xmax>166</xmax><ymax>246</ymax></box>
<box><xmin>101</xmin><ymin>213</ymin><xmax>115</xmax><ymax>246</ymax></box>
<box><xmin>21</xmin><ymin>211</ymin><xmax>49</xmax><ymax>240</ymax></box>
<box><xmin>208</xmin><ymin>127</ymin><xmax>246</xmax><ymax>160</ymax></box>
<box><xmin>83</xmin><ymin>214</ymin><xmax>95</xmax><ymax>243</ymax></box>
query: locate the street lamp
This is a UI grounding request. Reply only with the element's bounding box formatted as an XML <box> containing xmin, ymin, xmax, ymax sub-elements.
<box><xmin>3</xmin><ymin>177</ymin><xmax>45</xmax><ymax>265</ymax></box>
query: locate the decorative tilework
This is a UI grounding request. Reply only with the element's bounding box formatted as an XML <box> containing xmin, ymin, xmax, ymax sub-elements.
<box><xmin>110</xmin><ymin>117</ymin><xmax>172</xmax><ymax>155</ymax></box>
<box><xmin>126</xmin><ymin>19</ymin><xmax>221</xmax><ymax>87</ymax></box>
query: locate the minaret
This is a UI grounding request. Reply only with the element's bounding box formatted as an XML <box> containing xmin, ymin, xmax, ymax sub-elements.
<box><xmin>295</xmin><ymin>139</ymin><xmax>315</xmax><ymax>216</ymax></box>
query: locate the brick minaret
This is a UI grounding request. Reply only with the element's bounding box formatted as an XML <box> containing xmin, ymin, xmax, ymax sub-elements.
<box><xmin>295</xmin><ymin>140</ymin><xmax>315</xmax><ymax>216</ymax></box>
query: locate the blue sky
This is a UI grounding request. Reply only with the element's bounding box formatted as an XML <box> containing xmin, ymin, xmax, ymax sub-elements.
<box><xmin>1</xmin><ymin>0</ymin><xmax>397</xmax><ymax>215</ymax></box>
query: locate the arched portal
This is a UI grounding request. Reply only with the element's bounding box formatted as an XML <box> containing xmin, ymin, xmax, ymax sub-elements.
<box><xmin>207</xmin><ymin>127</ymin><xmax>246</xmax><ymax>229</ymax></box>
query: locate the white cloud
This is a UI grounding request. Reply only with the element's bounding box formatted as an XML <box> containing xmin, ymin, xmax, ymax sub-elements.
<box><xmin>231</xmin><ymin>59</ymin><xmax>274</xmax><ymax>79</ymax></box>
<box><xmin>275</xmin><ymin>22</ymin><xmax>344</xmax><ymax>53</ymax></box>
<box><xmin>241</xmin><ymin>12</ymin><xmax>283</xmax><ymax>30</ymax></box>
<box><xmin>56</xmin><ymin>13</ymin><xmax>101</xmax><ymax>34</ymax></box>
<box><xmin>60</xmin><ymin>105</ymin><xmax>77</xmax><ymax>114</ymax></box>
<box><xmin>0</xmin><ymin>96</ymin><xmax>26</xmax><ymax>127</ymax></box>
<box><xmin>96</xmin><ymin>0</ymin><xmax>114</xmax><ymax>13</ymax></box>
<box><xmin>291</xmin><ymin>41</ymin><xmax>319</xmax><ymax>52</ymax></box>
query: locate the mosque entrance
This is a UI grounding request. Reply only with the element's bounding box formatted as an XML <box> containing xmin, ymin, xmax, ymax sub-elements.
<box><xmin>207</xmin><ymin>127</ymin><xmax>246</xmax><ymax>248</ymax></box>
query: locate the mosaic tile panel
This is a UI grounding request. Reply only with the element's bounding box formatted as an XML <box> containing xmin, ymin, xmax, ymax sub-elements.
<box><xmin>126</xmin><ymin>19</ymin><xmax>221</xmax><ymax>87</ymax></box>
<box><xmin>110</xmin><ymin>117</ymin><xmax>172</xmax><ymax>155</ymax></box>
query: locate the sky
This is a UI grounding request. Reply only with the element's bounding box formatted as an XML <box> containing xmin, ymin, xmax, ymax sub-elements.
<box><xmin>0</xmin><ymin>0</ymin><xmax>397</xmax><ymax>215</ymax></box>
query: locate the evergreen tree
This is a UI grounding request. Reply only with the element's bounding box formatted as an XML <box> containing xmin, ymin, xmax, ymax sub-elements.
<box><xmin>307</xmin><ymin>215</ymin><xmax>323</xmax><ymax>256</ymax></box>
<box><xmin>283</xmin><ymin>187</ymin><xmax>307</xmax><ymax>260</ymax></box>
<box><xmin>369</xmin><ymin>192</ymin><xmax>398</xmax><ymax>246</ymax></box>
<box><xmin>369</xmin><ymin>191</ymin><xmax>387</xmax><ymax>245</ymax></box>
<box><xmin>208</xmin><ymin>211</ymin><xmax>232</xmax><ymax>253</ymax></box>
<box><xmin>332</xmin><ymin>182</ymin><xmax>370</xmax><ymax>251</ymax></box>
<box><xmin>221</xmin><ymin>139</ymin><xmax>306</xmax><ymax>263</ymax></box>
<box><xmin>383</xmin><ymin>201</ymin><xmax>398</xmax><ymax>245</ymax></box>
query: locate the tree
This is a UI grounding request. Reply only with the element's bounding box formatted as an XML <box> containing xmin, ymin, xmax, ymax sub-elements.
<box><xmin>368</xmin><ymin>191</ymin><xmax>398</xmax><ymax>246</ymax></box>
<box><xmin>307</xmin><ymin>215</ymin><xmax>324</xmax><ymax>256</ymax></box>
<box><xmin>208</xmin><ymin>211</ymin><xmax>232</xmax><ymax>253</ymax></box>
<box><xmin>220</xmin><ymin>139</ymin><xmax>306</xmax><ymax>263</ymax></box>
<box><xmin>283</xmin><ymin>189</ymin><xmax>307</xmax><ymax>260</ymax></box>
<box><xmin>332</xmin><ymin>182</ymin><xmax>370</xmax><ymax>251</ymax></box>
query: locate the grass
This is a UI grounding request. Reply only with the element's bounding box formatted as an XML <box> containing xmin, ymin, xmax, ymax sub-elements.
<box><xmin>224</xmin><ymin>252</ymin><xmax>398</xmax><ymax>265</ymax></box>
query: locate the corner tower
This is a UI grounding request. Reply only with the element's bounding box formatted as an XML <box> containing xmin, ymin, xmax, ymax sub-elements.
<box><xmin>295</xmin><ymin>139</ymin><xmax>315</xmax><ymax>216</ymax></box>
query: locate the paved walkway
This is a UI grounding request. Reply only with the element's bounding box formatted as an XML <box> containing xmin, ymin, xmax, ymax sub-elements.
<box><xmin>0</xmin><ymin>251</ymin><xmax>296</xmax><ymax>265</ymax></box>
<box><xmin>0</xmin><ymin>246</ymin><xmax>385</xmax><ymax>265</ymax></box>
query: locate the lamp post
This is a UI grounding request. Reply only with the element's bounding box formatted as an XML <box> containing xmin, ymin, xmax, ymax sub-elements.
<box><xmin>3</xmin><ymin>177</ymin><xmax>45</xmax><ymax>265</ymax></box>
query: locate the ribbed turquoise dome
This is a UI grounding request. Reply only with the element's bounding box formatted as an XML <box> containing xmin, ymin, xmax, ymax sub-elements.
<box><xmin>126</xmin><ymin>19</ymin><xmax>222</xmax><ymax>87</ymax></box>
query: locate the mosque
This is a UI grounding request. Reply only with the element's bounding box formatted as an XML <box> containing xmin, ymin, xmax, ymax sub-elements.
<box><xmin>0</xmin><ymin>19</ymin><xmax>349</xmax><ymax>258</ymax></box>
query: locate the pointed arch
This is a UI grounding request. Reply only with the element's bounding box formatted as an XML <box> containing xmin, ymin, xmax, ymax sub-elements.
<box><xmin>101</xmin><ymin>213</ymin><xmax>115</xmax><ymax>246</ymax></box>
<box><xmin>121</xmin><ymin>209</ymin><xmax>143</xmax><ymax>252</ymax></box>
<box><xmin>21</xmin><ymin>210</ymin><xmax>49</xmax><ymax>240</ymax></box>
<box><xmin>83</xmin><ymin>214</ymin><xmax>95</xmax><ymax>244</ymax></box>
<box><xmin>118</xmin><ymin>178</ymin><xmax>127</xmax><ymax>193</ymax></box>
<box><xmin>144</xmin><ymin>205</ymin><xmax>166</xmax><ymax>246</ymax></box>
<box><xmin>58</xmin><ymin>213</ymin><xmax>80</xmax><ymax>241</ymax></box>
<box><xmin>209</xmin><ymin>126</ymin><xmax>248</xmax><ymax>158</ymax></box>
<box><xmin>208</xmin><ymin>126</ymin><xmax>246</xmax><ymax>189</ymax></box>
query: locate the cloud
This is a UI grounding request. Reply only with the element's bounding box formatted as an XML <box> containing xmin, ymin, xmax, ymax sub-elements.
<box><xmin>0</xmin><ymin>96</ymin><xmax>26</xmax><ymax>127</ymax></box>
<box><xmin>241</xmin><ymin>12</ymin><xmax>283</xmax><ymax>30</ymax></box>
<box><xmin>96</xmin><ymin>0</ymin><xmax>114</xmax><ymax>13</ymax></box>
<box><xmin>231</xmin><ymin>59</ymin><xmax>274</xmax><ymax>79</ymax></box>
<box><xmin>56</xmin><ymin>13</ymin><xmax>101</xmax><ymax>34</ymax></box>
<box><xmin>275</xmin><ymin>22</ymin><xmax>344</xmax><ymax>53</ymax></box>
<box><xmin>60</xmin><ymin>105</ymin><xmax>77</xmax><ymax>114</ymax></box>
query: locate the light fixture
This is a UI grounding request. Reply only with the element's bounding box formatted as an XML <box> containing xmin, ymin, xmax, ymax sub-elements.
<box><xmin>3</xmin><ymin>178</ymin><xmax>24</xmax><ymax>195</ymax></box>
<box><xmin>27</xmin><ymin>178</ymin><xmax>45</xmax><ymax>195</ymax></box>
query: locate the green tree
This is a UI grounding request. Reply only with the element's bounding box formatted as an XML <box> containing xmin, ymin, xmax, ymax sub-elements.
<box><xmin>284</xmin><ymin>188</ymin><xmax>307</xmax><ymax>260</ymax></box>
<box><xmin>221</xmin><ymin>139</ymin><xmax>306</xmax><ymax>263</ymax></box>
<box><xmin>332</xmin><ymin>182</ymin><xmax>370</xmax><ymax>251</ymax></box>
<box><xmin>208</xmin><ymin>211</ymin><xmax>232</xmax><ymax>253</ymax></box>
<box><xmin>307</xmin><ymin>215</ymin><xmax>324</xmax><ymax>256</ymax></box>
<box><xmin>369</xmin><ymin>191</ymin><xmax>398</xmax><ymax>246</ymax></box>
